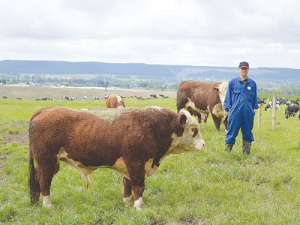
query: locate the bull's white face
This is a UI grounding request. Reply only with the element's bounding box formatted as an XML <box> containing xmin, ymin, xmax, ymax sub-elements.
<box><xmin>116</xmin><ymin>95</ymin><xmax>125</xmax><ymax>109</ymax></box>
<box><xmin>116</xmin><ymin>95</ymin><xmax>122</xmax><ymax>103</ymax></box>
<box><xmin>218</xmin><ymin>82</ymin><xmax>228</xmax><ymax>105</ymax></box>
<box><xmin>169</xmin><ymin>109</ymin><xmax>205</xmax><ymax>154</ymax></box>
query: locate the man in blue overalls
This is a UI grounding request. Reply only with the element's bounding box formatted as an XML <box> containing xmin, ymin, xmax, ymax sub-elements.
<box><xmin>224</xmin><ymin>61</ymin><xmax>259</xmax><ymax>155</ymax></box>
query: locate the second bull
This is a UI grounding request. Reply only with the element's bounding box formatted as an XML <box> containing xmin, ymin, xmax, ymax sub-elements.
<box><xmin>177</xmin><ymin>80</ymin><xmax>228</xmax><ymax>131</ymax></box>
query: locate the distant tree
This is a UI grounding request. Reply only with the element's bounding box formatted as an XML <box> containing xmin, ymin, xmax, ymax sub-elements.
<box><xmin>85</xmin><ymin>82</ymin><xmax>96</xmax><ymax>87</ymax></box>
<box><xmin>148</xmin><ymin>81</ymin><xmax>161</xmax><ymax>89</ymax></box>
<box><xmin>98</xmin><ymin>80</ymin><xmax>107</xmax><ymax>87</ymax></box>
<box><xmin>290</xmin><ymin>85</ymin><xmax>298</xmax><ymax>94</ymax></box>
<box><xmin>169</xmin><ymin>81</ymin><xmax>182</xmax><ymax>90</ymax></box>
<box><xmin>161</xmin><ymin>85</ymin><xmax>167</xmax><ymax>91</ymax></box>
<box><xmin>274</xmin><ymin>89</ymin><xmax>282</xmax><ymax>94</ymax></box>
<box><xmin>24</xmin><ymin>75</ymin><xmax>31</xmax><ymax>82</ymax></box>
<box><xmin>138</xmin><ymin>81</ymin><xmax>149</xmax><ymax>88</ymax></box>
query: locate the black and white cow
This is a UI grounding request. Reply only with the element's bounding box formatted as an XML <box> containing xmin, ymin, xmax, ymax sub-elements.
<box><xmin>285</xmin><ymin>104</ymin><xmax>299</xmax><ymax>119</ymax></box>
<box><xmin>265</xmin><ymin>102</ymin><xmax>272</xmax><ymax>111</ymax></box>
<box><xmin>258</xmin><ymin>98</ymin><xmax>266</xmax><ymax>105</ymax></box>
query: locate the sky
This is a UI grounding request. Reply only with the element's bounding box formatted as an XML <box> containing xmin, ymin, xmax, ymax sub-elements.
<box><xmin>0</xmin><ymin>0</ymin><xmax>299</xmax><ymax>69</ymax></box>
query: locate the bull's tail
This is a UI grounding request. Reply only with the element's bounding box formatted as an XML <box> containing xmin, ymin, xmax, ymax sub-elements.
<box><xmin>28</xmin><ymin>146</ymin><xmax>39</xmax><ymax>204</ymax></box>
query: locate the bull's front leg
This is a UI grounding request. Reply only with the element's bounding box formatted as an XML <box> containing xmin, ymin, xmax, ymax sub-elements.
<box><xmin>196</xmin><ymin>112</ymin><xmax>202</xmax><ymax>123</ymax></box>
<box><xmin>123</xmin><ymin>177</ymin><xmax>133</xmax><ymax>207</ymax></box>
<box><xmin>132</xmin><ymin>181</ymin><xmax>145</xmax><ymax>211</ymax></box>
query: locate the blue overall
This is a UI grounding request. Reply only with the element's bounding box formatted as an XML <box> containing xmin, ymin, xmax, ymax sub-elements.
<box><xmin>224</xmin><ymin>77</ymin><xmax>259</xmax><ymax>144</ymax></box>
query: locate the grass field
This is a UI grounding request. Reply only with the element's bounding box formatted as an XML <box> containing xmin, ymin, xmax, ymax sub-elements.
<box><xmin>1</xmin><ymin>96</ymin><xmax>300</xmax><ymax>224</ymax></box>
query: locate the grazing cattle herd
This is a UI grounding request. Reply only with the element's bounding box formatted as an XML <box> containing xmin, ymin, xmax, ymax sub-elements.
<box><xmin>1</xmin><ymin>80</ymin><xmax>299</xmax><ymax>210</ymax></box>
<box><xmin>258</xmin><ymin>96</ymin><xmax>300</xmax><ymax>119</ymax></box>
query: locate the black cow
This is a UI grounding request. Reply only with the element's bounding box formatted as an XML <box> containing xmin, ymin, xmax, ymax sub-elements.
<box><xmin>258</xmin><ymin>98</ymin><xmax>266</xmax><ymax>105</ymax></box>
<box><xmin>285</xmin><ymin>104</ymin><xmax>299</xmax><ymax>119</ymax></box>
<box><xmin>150</xmin><ymin>94</ymin><xmax>157</xmax><ymax>99</ymax></box>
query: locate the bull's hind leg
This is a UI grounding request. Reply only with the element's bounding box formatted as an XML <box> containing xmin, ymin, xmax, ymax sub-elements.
<box><xmin>38</xmin><ymin>159</ymin><xmax>58</xmax><ymax>209</ymax></box>
<box><xmin>211</xmin><ymin>114</ymin><xmax>221</xmax><ymax>131</ymax></box>
<box><xmin>224</xmin><ymin>117</ymin><xmax>228</xmax><ymax>131</ymax></box>
<box><xmin>123</xmin><ymin>177</ymin><xmax>133</xmax><ymax>207</ymax></box>
<box><xmin>33</xmin><ymin>166</ymin><xmax>41</xmax><ymax>203</ymax></box>
<box><xmin>127</xmin><ymin>161</ymin><xmax>146</xmax><ymax>211</ymax></box>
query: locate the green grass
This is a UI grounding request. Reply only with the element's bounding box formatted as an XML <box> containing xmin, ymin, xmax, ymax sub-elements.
<box><xmin>1</xmin><ymin>97</ymin><xmax>300</xmax><ymax>224</ymax></box>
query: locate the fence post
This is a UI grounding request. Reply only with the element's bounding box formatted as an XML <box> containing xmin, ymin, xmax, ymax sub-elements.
<box><xmin>272</xmin><ymin>95</ymin><xmax>276</xmax><ymax>130</ymax></box>
<box><xmin>258</xmin><ymin>104</ymin><xmax>261</xmax><ymax>128</ymax></box>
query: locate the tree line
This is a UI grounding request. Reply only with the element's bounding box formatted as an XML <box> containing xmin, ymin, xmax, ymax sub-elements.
<box><xmin>0</xmin><ymin>74</ymin><xmax>180</xmax><ymax>91</ymax></box>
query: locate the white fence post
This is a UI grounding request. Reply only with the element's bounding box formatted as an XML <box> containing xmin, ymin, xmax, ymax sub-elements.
<box><xmin>272</xmin><ymin>95</ymin><xmax>276</xmax><ymax>130</ymax></box>
<box><xmin>258</xmin><ymin>105</ymin><xmax>261</xmax><ymax>128</ymax></box>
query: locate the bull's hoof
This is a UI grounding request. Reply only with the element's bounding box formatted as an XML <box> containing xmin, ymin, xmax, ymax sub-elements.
<box><xmin>136</xmin><ymin>206</ymin><xmax>144</xmax><ymax>211</ymax></box>
<box><xmin>134</xmin><ymin>197</ymin><xmax>144</xmax><ymax>211</ymax></box>
<box><xmin>44</xmin><ymin>203</ymin><xmax>55</xmax><ymax>210</ymax></box>
<box><xmin>42</xmin><ymin>195</ymin><xmax>55</xmax><ymax>210</ymax></box>
<box><xmin>123</xmin><ymin>195</ymin><xmax>133</xmax><ymax>207</ymax></box>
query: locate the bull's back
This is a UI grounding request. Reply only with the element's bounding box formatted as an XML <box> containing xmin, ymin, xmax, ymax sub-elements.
<box><xmin>177</xmin><ymin>81</ymin><xmax>216</xmax><ymax>110</ymax></box>
<box><xmin>29</xmin><ymin>107</ymin><xmax>123</xmax><ymax>166</ymax></box>
<box><xmin>106</xmin><ymin>95</ymin><xmax>118</xmax><ymax>108</ymax></box>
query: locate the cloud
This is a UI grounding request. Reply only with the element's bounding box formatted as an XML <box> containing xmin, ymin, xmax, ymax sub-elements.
<box><xmin>0</xmin><ymin>0</ymin><xmax>299</xmax><ymax>69</ymax></box>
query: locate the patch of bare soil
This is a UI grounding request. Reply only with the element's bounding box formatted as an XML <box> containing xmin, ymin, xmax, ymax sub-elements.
<box><xmin>0</xmin><ymin>86</ymin><xmax>177</xmax><ymax>101</ymax></box>
<box><xmin>2</xmin><ymin>122</ymin><xmax>29</xmax><ymax>146</ymax></box>
<box><xmin>0</xmin><ymin>122</ymin><xmax>29</xmax><ymax>174</ymax></box>
<box><xmin>3</xmin><ymin>131</ymin><xmax>29</xmax><ymax>146</ymax></box>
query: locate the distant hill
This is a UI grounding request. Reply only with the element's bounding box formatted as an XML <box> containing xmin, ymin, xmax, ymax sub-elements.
<box><xmin>0</xmin><ymin>60</ymin><xmax>299</xmax><ymax>80</ymax></box>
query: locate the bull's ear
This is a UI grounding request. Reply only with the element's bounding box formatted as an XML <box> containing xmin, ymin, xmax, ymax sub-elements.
<box><xmin>214</xmin><ymin>87</ymin><xmax>219</xmax><ymax>92</ymax></box>
<box><xmin>179</xmin><ymin>113</ymin><xmax>187</xmax><ymax>126</ymax></box>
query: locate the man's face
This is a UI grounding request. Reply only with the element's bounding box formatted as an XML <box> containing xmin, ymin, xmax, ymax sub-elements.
<box><xmin>239</xmin><ymin>67</ymin><xmax>249</xmax><ymax>80</ymax></box>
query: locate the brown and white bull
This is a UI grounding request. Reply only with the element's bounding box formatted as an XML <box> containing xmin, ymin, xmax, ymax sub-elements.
<box><xmin>177</xmin><ymin>80</ymin><xmax>228</xmax><ymax>131</ymax></box>
<box><xmin>106</xmin><ymin>94</ymin><xmax>125</xmax><ymax>109</ymax></box>
<box><xmin>28</xmin><ymin>106</ymin><xmax>205</xmax><ymax>211</ymax></box>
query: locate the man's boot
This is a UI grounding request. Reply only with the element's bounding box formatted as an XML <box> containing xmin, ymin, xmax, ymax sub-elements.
<box><xmin>225</xmin><ymin>143</ymin><xmax>233</xmax><ymax>152</ymax></box>
<box><xmin>243</xmin><ymin>140</ymin><xmax>251</xmax><ymax>156</ymax></box>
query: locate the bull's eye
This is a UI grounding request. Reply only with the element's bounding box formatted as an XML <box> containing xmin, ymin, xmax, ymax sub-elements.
<box><xmin>191</xmin><ymin>128</ymin><xmax>198</xmax><ymax>137</ymax></box>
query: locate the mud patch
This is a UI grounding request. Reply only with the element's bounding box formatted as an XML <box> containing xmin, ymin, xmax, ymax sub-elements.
<box><xmin>2</xmin><ymin>122</ymin><xmax>29</xmax><ymax>146</ymax></box>
<box><xmin>3</xmin><ymin>131</ymin><xmax>29</xmax><ymax>146</ymax></box>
